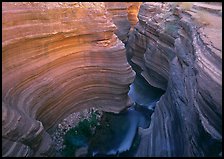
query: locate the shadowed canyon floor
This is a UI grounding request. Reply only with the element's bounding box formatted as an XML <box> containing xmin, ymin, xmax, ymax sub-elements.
<box><xmin>2</xmin><ymin>2</ymin><xmax>222</xmax><ymax>157</ymax></box>
<box><xmin>55</xmin><ymin>74</ymin><xmax>164</xmax><ymax>157</ymax></box>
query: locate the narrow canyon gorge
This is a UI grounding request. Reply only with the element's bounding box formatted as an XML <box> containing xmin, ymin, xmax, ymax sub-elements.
<box><xmin>2</xmin><ymin>2</ymin><xmax>222</xmax><ymax>157</ymax></box>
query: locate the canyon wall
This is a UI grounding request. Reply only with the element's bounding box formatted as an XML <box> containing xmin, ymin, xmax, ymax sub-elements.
<box><xmin>105</xmin><ymin>2</ymin><xmax>141</xmax><ymax>43</ymax></box>
<box><xmin>126</xmin><ymin>2</ymin><xmax>222</xmax><ymax>157</ymax></box>
<box><xmin>2</xmin><ymin>2</ymin><xmax>221</xmax><ymax>157</ymax></box>
<box><xmin>2</xmin><ymin>2</ymin><xmax>135</xmax><ymax>156</ymax></box>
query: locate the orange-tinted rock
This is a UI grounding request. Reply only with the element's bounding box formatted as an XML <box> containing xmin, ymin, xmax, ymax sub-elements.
<box><xmin>127</xmin><ymin>2</ymin><xmax>142</xmax><ymax>30</ymax></box>
<box><xmin>105</xmin><ymin>2</ymin><xmax>141</xmax><ymax>43</ymax></box>
<box><xmin>2</xmin><ymin>2</ymin><xmax>135</xmax><ymax>157</ymax></box>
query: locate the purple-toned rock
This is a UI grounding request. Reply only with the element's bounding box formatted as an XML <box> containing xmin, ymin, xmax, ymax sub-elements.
<box><xmin>126</xmin><ymin>2</ymin><xmax>222</xmax><ymax>157</ymax></box>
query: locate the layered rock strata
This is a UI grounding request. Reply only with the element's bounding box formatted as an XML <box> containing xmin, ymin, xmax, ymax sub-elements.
<box><xmin>2</xmin><ymin>2</ymin><xmax>135</xmax><ymax>157</ymax></box>
<box><xmin>127</xmin><ymin>2</ymin><xmax>142</xmax><ymax>34</ymax></box>
<box><xmin>126</xmin><ymin>2</ymin><xmax>222</xmax><ymax>157</ymax></box>
<box><xmin>105</xmin><ymin>2</ymin><xmax>141</xmax><ymax>43</ymax></box>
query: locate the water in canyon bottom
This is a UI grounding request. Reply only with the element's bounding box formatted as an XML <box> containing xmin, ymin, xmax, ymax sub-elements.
<box><xmin>88</xmin><ymin>74</ymin><xmax>165</xmax><ymax>157</ymax></box>
<box><xmin>62</xmin><ymin>74</ymin><xmax>165</xmax><ymax>157</ymax></box>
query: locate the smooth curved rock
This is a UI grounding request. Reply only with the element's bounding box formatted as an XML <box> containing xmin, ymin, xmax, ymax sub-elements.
<box><xmin>126</xmin><ymin>2</ymin><xmax>171</xmax><ymax>90</ymax></box>
<box><xmin>2</xmin><ymin>2</ymin><xmax>135</xmax><ymax>157</ymax></box>
<box><xmin>126</xmin><ymin>2</ymin><xmax>222</xmax><ymax>157</ymax></box>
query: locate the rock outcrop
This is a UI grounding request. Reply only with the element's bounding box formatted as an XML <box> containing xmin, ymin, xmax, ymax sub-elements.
<box><xmin>105</xmin><ymin>2</ymin><xmax>141</xmax><ymax>43</ymax></box>
<box><xmin>126</xmin><ymin>2</ymin><xmax>222</xmax><ymax>157</ymax></box>
<box><xmin>2</xmin><ymin>2</ymin><xmax>222</xmax><ymax>157</ymax></box>
<box><xmin>2</xmin><ymin>2</ymin><xmax>135</xmax><ymax>157</ymax></box>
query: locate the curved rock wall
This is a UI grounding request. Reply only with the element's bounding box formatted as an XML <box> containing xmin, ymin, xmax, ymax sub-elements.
<box><xmin>126</xmin><ymin>2</ymin><xmax>171</xmax><ymax>90</ymax></box>
<box><xmin>2</xmin><ymin>2</ymin><xmax>135</xmax><ymax>156</ymax></box>
<box><xmin>105</xmin><ymin>2</ymin><xmax>141</xmax><ymax>43</ymax></box>
<box><xmin>127</xmin><ymin>2</ymin><xmax>222</xmax><ymax>157</ymax></box>
<box><xmin>127</xmin><ymin>2</ymin><xmax>142</xmax><ymax>32</ymax></box>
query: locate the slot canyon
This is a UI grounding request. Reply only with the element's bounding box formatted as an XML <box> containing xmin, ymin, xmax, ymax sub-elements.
<box><xmin>2</xmin><ymin>2</ymin><xmax>222</xmax><ymax>157</ymax></box>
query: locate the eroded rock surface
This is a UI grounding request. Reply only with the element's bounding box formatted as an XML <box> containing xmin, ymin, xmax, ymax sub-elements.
<box><xmin>2</xmin><ymin>2</ymin><xmax>222</xmax><ymax>157</ymax></box>
<box><xmin>126</xmin><ymin>2</ymin><xmax>222</xmax><ymax>157</ymax></box>
<box><xmin>2</xmin><ymin>2</ymin><xmax>135</xmax><ymax>157</ymax></box>
<box><xmin>105</xmin><ymin>2</ymin><xmax>141</xmax><ymax>43</ymax></box>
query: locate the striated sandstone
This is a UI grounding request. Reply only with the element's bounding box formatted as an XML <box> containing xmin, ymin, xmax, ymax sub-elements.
<box><xmin>126</xmin><ymin>2</ymin><xmax>222</xmax><ymax>157</ymax></box>
<box><xmin>127</xmin><ymin>2</ymin><xmax>171</xmax><ymax>90</ymax></box>
<box><xmin>2</xmin><ymin>2</ymin><xmax>135</xmax><ymax>157</ymax></box>
<box><xmin>105</xmin><ymin>2</ymin><xmax>141</xmax><ymax>43</ymax></box>
<box><xmin>127</xmin><ymin>2</ymin><xmax>142</xmax><ymax>29</ymax></box>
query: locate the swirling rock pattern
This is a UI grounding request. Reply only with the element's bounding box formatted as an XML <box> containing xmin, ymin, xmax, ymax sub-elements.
<box><xmin>2</xmin><ymin>2</ymin><xmax>135</xmax><ymax>157</ymax></box>
<box><xmin>126</xmin><ymin>2</ymin><xmax>171</xmax><ymax>90</ymax></box>
<box><xmin>126</xmin><ymin>2</ymin><xmax>222</xmax><ymax>157</ymax></box>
